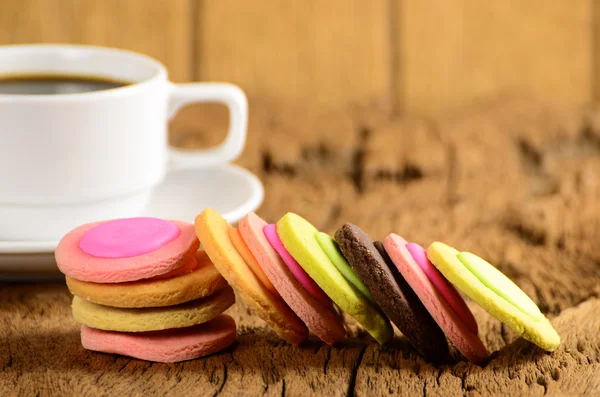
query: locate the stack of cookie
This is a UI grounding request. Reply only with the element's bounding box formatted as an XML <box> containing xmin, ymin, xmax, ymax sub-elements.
<box><xmin>56</xmin><ymin>217</ymin><xmax>236</xmax><ymax>363</ymax></box>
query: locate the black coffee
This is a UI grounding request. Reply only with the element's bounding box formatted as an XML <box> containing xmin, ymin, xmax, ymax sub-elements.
<box><xmin>0</xmin><ymin>74</ymin><xmax>132</xmax><ymax>95</ymax></box>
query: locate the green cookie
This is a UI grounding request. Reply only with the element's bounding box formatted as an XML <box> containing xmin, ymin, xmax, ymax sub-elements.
<box><xmin>427</xmin><ymin>242</ymin><xmax>560</xmax><ymax>351</ymax></box>
<box><xmin>457</xmin><ymin>252</ymin><xmax>543</xmax><ymax>321</ymax></box>
<box><xmin>315</xmin><ymin>232</ymin><xmax>375</xmax><ymax>303</ymax></box>
<box><xmin>277</xmin><ymin>213</ymin><xmax>393</xmax><ymax>344</ymax></box>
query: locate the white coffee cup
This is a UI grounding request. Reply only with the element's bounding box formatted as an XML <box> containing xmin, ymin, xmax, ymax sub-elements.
<box><xmin>0</xmin><ymin>44</ymin><xmax>248</xmax><ymax>241</ymax></box>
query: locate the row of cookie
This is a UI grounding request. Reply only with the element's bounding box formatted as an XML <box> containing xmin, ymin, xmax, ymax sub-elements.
<box><xmin>55</xmin><ymin>218</ymin><xmax>237</xmax><ymax>363</ymax></box>
<box><xmin>196</xmin><ymin>209</ymin><xmax>560</xmax><ymax>364</ymax></box>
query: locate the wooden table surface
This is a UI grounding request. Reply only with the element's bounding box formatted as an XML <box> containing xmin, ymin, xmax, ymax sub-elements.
<box><xmin>2</xmin><ymin>96</ymin><xmax>600</xmax><ymax>396</ymax></box>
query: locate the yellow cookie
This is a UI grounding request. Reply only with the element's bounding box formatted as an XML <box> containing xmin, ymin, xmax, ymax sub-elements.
<box><xmin>195</xmin><ymin>208</ymin><xmax>308</xmax><ymax>345</ymax></box>
<box><xmin>66</xmin><ymin>250</ymin><xmax>228</xmax><ymax>308</ymax></box>
<box><xmin>277</xmin><ymin>213</ymin><xmax>393</xmax><ymax>344</ymax></box>
<box><xmin>427</xmin><ymin>242</ymin><xmax>560</xmax><ymax>351</ymax></box>
<box><xmin>72</xmin><ymin>286</ymin><xmax>235</xmax><ymax>332</ymax></box>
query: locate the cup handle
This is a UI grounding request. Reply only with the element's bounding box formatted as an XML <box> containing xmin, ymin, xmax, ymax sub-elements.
<box><xmin>167</xmin><ymin>82</ymin><xmax>248</xmax><ymax>168</ymax></box>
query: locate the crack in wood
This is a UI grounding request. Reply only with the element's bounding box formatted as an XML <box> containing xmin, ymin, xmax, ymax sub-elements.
<box><xmin>444</xmin><ymin>142</ymin><xmax>459</xmax><ymax>208</ymax></box>
<box><xmin>116</xmin><ymin>359</ymin><xmax>132</xmax><ymax>374</ymax></box>
<box><xmin>499</xmin><ymin>323</ymin><xmax>509</xmax><ymax>347</ymax></box>
<box><xmin>514</xmin><ymin>134</ymin><xmax>583</xmax><ymax>197</ymax></box>
<box><xmin>537</xmin><ymin>376</ymin><xmax>549</xmax><ymax>395</ymax></box>
<box><xmin>165</xmin><ymin>378</ymin><xmax>181</xmax><ymax>394</ymax></box>
<box><xmin>516</xmin><ymin>137</ymin><xmax>543</xmax><ymax>171</ymax></box>
<box><xmin>505</xmin><ymin>221</ymin><xmax>547</xmax><ymax>246</ymax></box>
<box><xmin>138</xmin><ymin>362</ymin><xmax>153</xmax><ymax>378</ymax></box>
<box><xmin>532</xmin><ymin>283</ymin><xmax>551</xmax><ymax>314</ymax></box>
<box><xmin>346</xmin><ymin>345</ymin><xmax>367</xmax><ymax>397</ymax></box>
<box><xmin>580</xmin><ymin>123</ymin><xmax>600</xmax><ymax>151</ymax></box>
<box><xmin>373</xmin><ymin>163</ymin><xmax>424</xmax><ymax>185</ymax></box>
<box><xmin>349</xmin><ymin>127</ymin><xmax>370</xmax><ymax>194</ymax></box>
<box><xmin>435</xmin><ymin>368</ymin><xmax>443</xmax><ymax>387</ymax></box>
<box><xmin>323</xmin><ymin>345</ymin><xmax>331</xmax><ymax>376</ymax></box>
<box><xmin>6</xmin><ymin>343</ymin><xmax>12</xmax><ymax>369</ymax></box>
<box><xmin>213</xmin><ymin>362</ymin><xmax>228</xmax><ymax>397</ymax></box>
<box><xmin>261</xmin><ymin>151</ymin><xmax>297</xmax><ymax>177</ymax></box>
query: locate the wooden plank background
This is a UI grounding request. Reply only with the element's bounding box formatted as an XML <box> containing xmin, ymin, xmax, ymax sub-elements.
<box><xmin>397</xmin><ymin>1</ymin><xmax>593</xmax><ymax>116</ymax></box>
<box><xmin>0</xmin><ymin>0</ymin><xmax>595</xmax><ymax>117</ymax></box>
<box><xmin>0</xmin><ymin>0</ymin><xmax>192</xmax><ymax>81</ymax></box>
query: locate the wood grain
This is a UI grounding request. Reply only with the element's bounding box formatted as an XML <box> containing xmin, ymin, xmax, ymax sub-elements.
<box><xmin>0</xmin><ymin>1</ymin><xmax>595</xmax><ymax>115</ymax></box>
<box><xmin>397</xmin><ymin>0</ymin><xmax>593</xmax><ymax>117</ymax></box>
<box><xmin>0</xmin><ymin>0</ymin><xmax>192</xmax><ymax>81</ymax></box>
<box><xmin>195</xmin><ymin>0</ymin><xmax>392</xmax><ymax>108</ymax></box>
<box><xmin>594</xmin><ymin>0</ymin><xmax>600</xmax><ymax>102</ymax></box>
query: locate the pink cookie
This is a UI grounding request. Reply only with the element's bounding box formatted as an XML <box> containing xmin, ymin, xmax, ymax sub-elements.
<box><xmin>81</xmin><ymin>314</ymin><xmax>236</xmax><ymax>363</ymax></box>
<box><xmin>79</xmin><ymin>217</ymin><xmax>180</xmax><ymax>258</ymax></box>
<box><xmin>238</xmin><ymin>212</ymin><xmax>345</xmax><ymax>345</ymax></box>
<box><xmin>145</xmin><ymin>255</ymin><xmax>198</xmax><ymax>281</ymax></box>
<box><xmin>383</xmin><ymin>234</ymin><xmax>488</xmax><ymax>364</ymax></box>
<box><xmin>406</xmin><ymin>242</ymin><xmax>479</xmax><ymax>335</ymax></box>
<box><xmin>56</xmin><ymin>218</ymin><xmax>200</xmax><ymax>283</ymax></box>
<box><xmin>263</xmin><ymin>224</ymin><xmax>332</xmax><ymax>309</ymax></box>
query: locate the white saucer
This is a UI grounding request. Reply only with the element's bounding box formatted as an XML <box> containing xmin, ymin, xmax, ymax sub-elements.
<box><xmin>0</xmin><ymin>163</ymin><xmax>263</xmax><ymax>275</ymax></box>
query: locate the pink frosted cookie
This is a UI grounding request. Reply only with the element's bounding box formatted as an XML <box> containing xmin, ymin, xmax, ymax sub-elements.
<box><xmin>56</xmin><ymin>218</ymin><xmax>200</xmax><ymax>283</ymax></box>
<box><xmin>80</xmin><ymin>314</ymin><xmax>236</xmax><ymax>363</ymax></box>
<box><xmin>383</xmin><ymin>234</ymin><xmax>488</xmax><ymax>364</ymax></box>
<box><xmin>238</xmin><ymin>212</ymin><xmax>345</xmax><ymax>345</ymax></box>
<box><xmin>406</xmin><ymin>243</ymin><xmax>478</xmax><ymax>335</ymax></box>
<box><xmin>79</xmin><ymin>218</ymin><xmax>180</xmax><ymax>258</ymax></box>
<box><xmin>263</xmin><ymin>224</ymin><xmax>332</xmax><ymax>309</ymax></box>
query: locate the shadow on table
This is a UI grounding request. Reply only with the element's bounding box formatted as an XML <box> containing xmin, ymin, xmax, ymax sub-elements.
<box><xmin>1</xmin><ymin>326</ymin><xmax>549</xmax><ymax>382</ymax></box>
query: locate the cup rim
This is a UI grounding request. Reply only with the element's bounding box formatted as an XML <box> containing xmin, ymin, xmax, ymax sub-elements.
<box><xmin>0</xmin><ymin>43</ymin><xmax>168</xmax><ymax>102</ymax></box>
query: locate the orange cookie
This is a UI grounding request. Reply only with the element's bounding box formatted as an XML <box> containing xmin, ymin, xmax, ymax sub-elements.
<box><xmin>195</xmin><ymin>208</ymin><xmax>308</xmax><ymax>345</ymax></box>
<box><xmin>146</xmin><ymin>254</ymin><xmax>199</xmax><ymax>281</ymax></box>
<box><xmin>228</xmin><ymin>228</ymin><xmax>277</xmax><ymax>293</ymax></box>
<box><xmin>66</xmin><ymin>250</ymin><xmax>228</xmax><ymax>308</ymax></box>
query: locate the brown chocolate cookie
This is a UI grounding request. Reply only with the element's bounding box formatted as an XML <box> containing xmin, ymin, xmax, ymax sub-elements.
<box><xmin>334</xmin><ymin>223</ymin><xmax>449</xmax><ymax>362</ymax></box>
